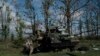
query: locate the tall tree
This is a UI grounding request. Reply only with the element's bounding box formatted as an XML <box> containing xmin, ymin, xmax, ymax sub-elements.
<box><xmin>12</xmin><ymin>0</ymin><xmax>25</xmax><ymax>39</ymax></box>
<box><xmin>42</xmin><ymin>0</ymin><xmax>53</xmax><ymax>36</ymax></box>
<box><xmin>96</xmin><ymin>0</ymin><xmax>100</xmax><ymax>37</ymax></box>
<box><xmin>25</xmin><ymin>0</ymin><xmax>36</xmax><ymax>36</ymax></box>
<box><xmin>60</xmin><ymin>0</ymin><xmax>90</xmax><ymax>35</ymax></box>
<box><xmin>16</xmin><ymin>19</ymin><xmax>25</xmax><ymax>39</ymax></box>
<box><xmin>0</xmin><ymin>0</ymin><xmax>12</xmax><ymax>41</ymax></box>
<box><xmin>78</xmin><ymin>18</ymin><xmax>83</xmax><ymax>37</ymax></box>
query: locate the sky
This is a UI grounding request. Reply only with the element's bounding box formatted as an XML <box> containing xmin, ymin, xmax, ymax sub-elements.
<box><xmin>6</xmin><ymin>0</ymin><xmax>99</xmax><ymax>21</ymax></box>
<box><xmin>0</xmin><ymin>0</ymin><xmax>99</xmax><ymax>35</ymax></box>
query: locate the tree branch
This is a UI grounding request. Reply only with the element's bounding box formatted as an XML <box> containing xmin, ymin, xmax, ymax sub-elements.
<box><xmin>71</xmin><ymin>0</ymin><xmax>90</xmax><ymax>15</ymax></box>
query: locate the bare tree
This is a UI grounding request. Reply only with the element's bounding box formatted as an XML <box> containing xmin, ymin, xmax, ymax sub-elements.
<box><xmin>78</xmin><ymin>18</ymin><xmax>83</xmax><ymax>37</ymax></box>
<box><xmin>24</xmin><ymin>0</ymin><xmax>36</xmax><ymax>36</ymax></box>
<box><xmin>60</xmin><ymin>0</ymin><xmax>90</xmax><ymax>35</ymax></box>
<box><xmin>42</xmin><ymin>0</ymin><xmax>53</xmax><ymax>36</ymax></box>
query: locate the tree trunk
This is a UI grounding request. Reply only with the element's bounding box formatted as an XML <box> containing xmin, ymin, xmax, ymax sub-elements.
<box><xmin>66</xmin><ymin>0</ymin><xmax>71</xmax><ymax>35</ymax></box>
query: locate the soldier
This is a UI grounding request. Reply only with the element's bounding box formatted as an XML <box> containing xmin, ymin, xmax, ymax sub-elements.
<box><xmin>23</xmin><ymin>38</ymin><xmax>33</xmax><ymax>56</ymax></box>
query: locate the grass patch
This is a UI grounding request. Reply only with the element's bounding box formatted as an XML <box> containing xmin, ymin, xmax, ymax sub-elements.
<box><xmin>0</xmin><ymin>40</ymin><xmax>100</xmax><ymax>56</ymax></box>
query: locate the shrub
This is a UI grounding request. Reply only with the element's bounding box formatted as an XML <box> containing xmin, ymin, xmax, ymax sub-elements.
<box><xmin>77</xmin><ymin>46</ymin><xmax>89</xmax><ymax>51</ymax></box>
<box><xmin>12</xmin><ymin>38</ymin><xmax>25</xmax><ymax>48</ymax></box>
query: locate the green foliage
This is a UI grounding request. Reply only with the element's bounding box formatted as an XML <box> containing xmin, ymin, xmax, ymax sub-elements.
<box><xmin>14</xmin><ymin>20</ymin><xmax>25</xmax><ymax>48</ymax></box>
<box><xmin>11</xmin><ymin>33</ymin><xmax>14</xmax><ymax>41</ymax></box>
<box><xmin>85</xmin><ymin>36</ymin><xmax>100</xmax><ymax>40</ymax></box>
<box><xmin>16</xmin><ymin>19</ymin><xmax>25</xmax><ymax>39</ymax></box>
<box><xmin>1</xmin><ymin>25</ymin><xmax>10</xmax><ymax>40</ymax></box>
<box><xmin>12</xmin><ymin>38</ymin><xmax>24</xmax><ymax>48</ymax></box>
<box><xmin>0</xmin><ymin>6</ymin><xmax>12</xmax><ymax>41</ymax></box>
<box><xmin>0</xmin><ymin>40</ymin><xmax>100</xmax><ymax>56</ymax></box>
